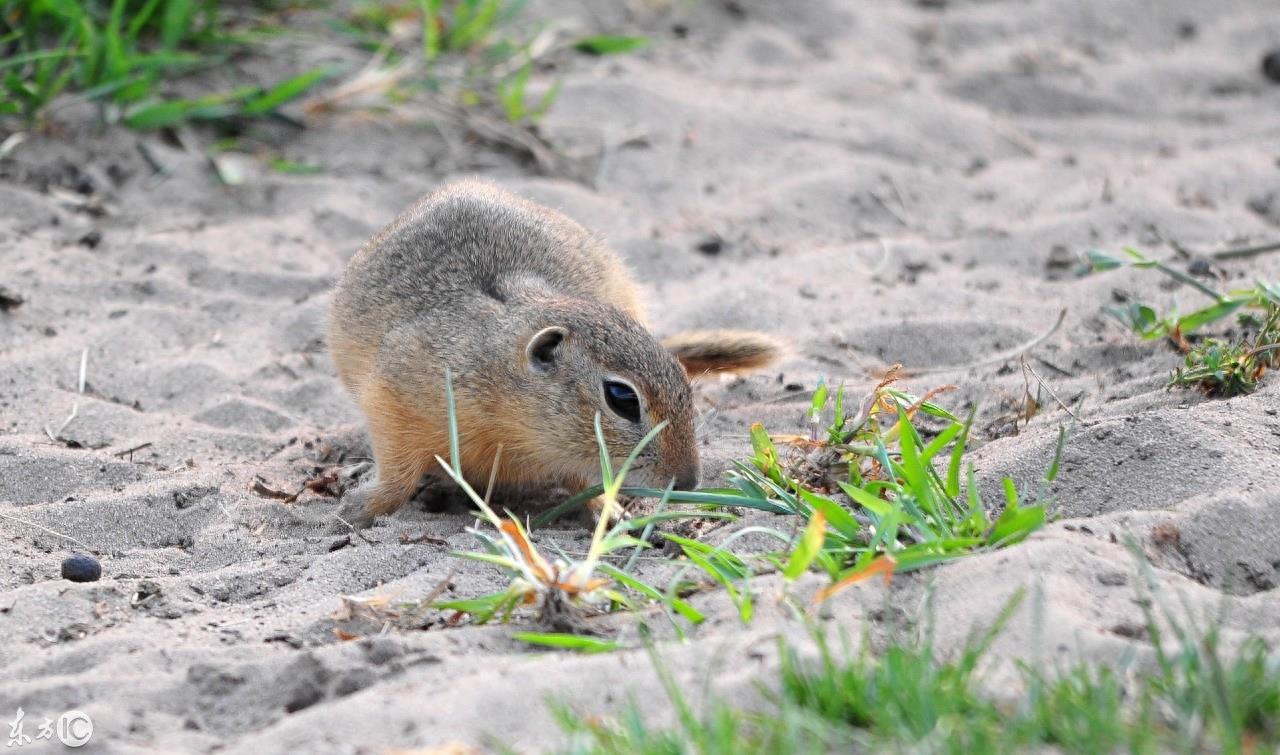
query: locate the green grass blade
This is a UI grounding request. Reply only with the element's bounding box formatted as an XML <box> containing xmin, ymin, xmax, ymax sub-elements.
<box><xmin>783</xmin><ymin>510</ymin><xmax>827</xmax><ymax>581</ymax></box>
<box><xmin>837</xmin><ymin>481</ymin><xmax>892</xmax><ymax>518</ymax></box>
<box><xmin>513</xmin><ymin>632</ymin><xmax>621</xmax><ymax>653</ymax></box>
<box><xmin>988</xmin><ymin>503</ymin><xmax>1045</xmax><ymax>547</ymax></box>
<box><xmin>897</xmin><ymin>413</ymin><xmax>927</xmax><ymax>496</ymax></box>
<box><xmin>922</xmin><ymin>421</ymin><xmax>964</xmax><ymax>463</ymax></box>
<box><xmin>160</xmin><ymin>0</ymin><xmax>194</xmax><ymax>51</ymax></box>
<box><xmin>1177</xmin><ymin>298</ymin><xmax>1248</xmax><ymax>333</ymax></box>
<box><xmin>613</xmin><ymin>419</ymin><xmax>670</xmax><ymax>493</ymax></box>
<box><xmin>242</xmin><ymin>67</ymin><xmax>328</xmax><ymax>115</ymax></box>
<box><xmin>418</xmin><ymin>0</ymin><xmax>441</xmax><ymax>61</ymax></box>
<box><xmin>1002</xmin><ymin>477</ymin><xmax>1019</xmax><ymax>508</ymax></box>
<box><xmin>1045</xmin><ymin>425</ymin><xmax>1068</xmax><ymax>484</ymax></box>
<box><xmin>593</xmin><ymin>412</ymin><xmax>613</xmax><ymax>489</ymax></box>
<box><xmin>573</xmin><ymin>35</ymin><xmax>650</xmax><ymax>55</ymax></box>
<box><xmin>797</xmin><ymin>488</ymin><xmax>860</xmax><ymax>540</ymax></box>
<box><xmin>598</xmin><ymin>563</ymin><xmax>705</xmax><ymax>624</ymax></box>
<box><xmin>444</xmin><ymin>368</ymin><xmax>462</xmax><ymax>475</ymax></box>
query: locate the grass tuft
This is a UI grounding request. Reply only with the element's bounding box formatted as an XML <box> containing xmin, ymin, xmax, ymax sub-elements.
<box><xmin>708</xmin><ymin>375</ymin><xmax>1060</xmax><ymax>593</ymax></box>
<box><xmin>551</xmin><ymin>582</ymin><xmax>1280</xmax><ymax>754</ymax></box>
<box><xmin>1088</xmin><ymin>247</ymin><xmax>1280</xmax><ymax>396</ymax></box>
<box><xmin>1</xmin><ymin>0</ymin><xmax>328</xmax><ymax>128</ymax></box>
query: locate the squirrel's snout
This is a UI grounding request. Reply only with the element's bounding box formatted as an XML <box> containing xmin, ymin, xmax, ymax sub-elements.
<box><xmin>672</xmin><ymin>461</ymin><xmax>700</xmax><ymax>491</ymax></box>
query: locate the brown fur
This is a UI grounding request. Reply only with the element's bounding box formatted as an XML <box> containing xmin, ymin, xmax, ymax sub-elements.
<box><xmin>662</xmin><ymin>330</ymin><xmax>783</xmax><ymax>376</ymax></box>
<box><xmin>328</xmin><ymin>180</ymin><xmax>779</xmax><ymax>524</ymax></box>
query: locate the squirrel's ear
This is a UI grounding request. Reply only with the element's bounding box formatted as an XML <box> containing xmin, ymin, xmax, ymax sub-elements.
<box><xmin>526</xmin><ymin>326</ymin><xmax>569</xmax><ymax>370</ymax></box>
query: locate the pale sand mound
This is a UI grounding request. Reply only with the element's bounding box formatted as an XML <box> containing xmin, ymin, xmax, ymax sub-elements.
<box><xmin>3</xmin><ymin>0</ymin><xmax>1280</xmax><ymax>751</ymax></box>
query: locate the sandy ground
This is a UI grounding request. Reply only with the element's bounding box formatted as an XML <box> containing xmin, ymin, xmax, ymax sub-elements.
<box><xmin>3</xmin><ymin>0</ymin><xmax>1280</xmax><ymax>751</ymax></box>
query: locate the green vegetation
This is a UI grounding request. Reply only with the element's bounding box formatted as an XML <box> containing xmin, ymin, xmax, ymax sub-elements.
<box><xmin>2</xmin><ymin>0</ymin><xmax>652</xmax><ymax>131</ymax></box>
<box><xmin>1089</xmin><ymin>247</ymin><xmax>1280</xmax><ymax>396</ymax></box>
<box><xmin>724</xmin><ymin>376</ymin><xmax>1059</xmax><ymax>592</ymax></box>
<box><xmin>331</xmin><ymin>0</ymin><xmax>555</xmax><ymax>123</ymax></box>
<box><xmin>0</xmin><ymin>0</ymin><xmax>327</xmax><ymax>127</ymax></box>
<box><xmin>437</xmin><ymin>374</ymin><xmax>1056</xmax><ymax>645</ymax></box>
<box><xmin>573</xmin><ymin>35</ymin><xmax>649</xmax><ymax>56</ymax></box>
<box><xmin>553</xmin><ymin>589</ymin><xmax>1280</xmax><ymax>754</ymax></box>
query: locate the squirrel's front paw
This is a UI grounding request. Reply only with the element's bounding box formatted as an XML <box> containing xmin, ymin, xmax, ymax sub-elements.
<box><xmin>585</xmin><ymin>495</ymin><xmax>630</xmax><ymax>527</ymax></box>
<box><xmin>332</xmin><ymin>482</ymin><xmax>377</xmax><ymax>533</ymax></box>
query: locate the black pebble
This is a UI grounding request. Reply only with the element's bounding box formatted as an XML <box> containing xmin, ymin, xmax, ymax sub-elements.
<box><xmin>61</xmin><ymin>553</ymin><xmax>102</xmax><ymax>582</ymax></box>
<box><xmin>78</xmin><ymin>229</ymin><xmax>102</xmax><ymax>248</ymax></box>
<box><xmin>694</xmin><ymin>235</ymin><xmax>724</xmax><ymax>256</ymax></box>
<box><xmin>1187</xmin><ymin>257</ymin><xmax>1214</xmax><ymax>277</ymax></box>
<box><xmin>1264</xmin><ymin>51</ymin><xmax>1280</xmax><ymax>84</ymax></box>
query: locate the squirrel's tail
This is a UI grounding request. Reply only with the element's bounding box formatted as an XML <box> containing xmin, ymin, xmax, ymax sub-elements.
<box><xmin>662</xmin><ymin>330</ymin><xmax>783</xmax><ymax>377</ymax></box>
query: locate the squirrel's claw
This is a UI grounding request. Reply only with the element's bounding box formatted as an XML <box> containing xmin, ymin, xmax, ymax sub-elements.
<box><xmin>332</xmin><ymin>482</ymin><xmax>378</xmax><ymax>532</ymax></box>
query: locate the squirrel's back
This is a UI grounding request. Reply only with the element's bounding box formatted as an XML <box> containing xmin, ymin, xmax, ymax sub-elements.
<box><xmin>334</xmin><ymin>180</ymin><xmax>641</xmax><ymax>328</ymax></box>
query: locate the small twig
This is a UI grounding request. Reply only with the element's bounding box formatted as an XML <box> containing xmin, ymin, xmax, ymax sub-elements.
<box><xmin>1212</xmin><ymin>240</ymin><xmax>1280</xmax><ymax>261</ymax></box>
<box><xmin>1018</xmin><ymin>358</ymin><xmax>1039</xmax><ymax>429</ymax></box>
<box><xmin>1021</xmin><ymin>356</ymin><xmax>1081</xmax><ymax>423</ymax></box>
<box><xmin>1033</xmin><ymin>356</ymin><xmax>1075</xmax><ymax>378</ymax></box>
<box><xmin>135</xmin><ymin>141</ymin><xmax>170</xmax><ymax>177</ymax></box>
<box><xmin>0</xmin><ymin>132</ymin><xmax>26</xmax><ymax>159</ymax></box>
<box><xmin>44</xmin><ymin>404</ymin><xmax>78</xmax><ymax>443</ymax></box>
<box><xmin>1171</xmin><ymin>238</ymin><xmax>1280</xmax><ymax>262</ymax></box>
<box><xmin>884</xmin><ymin>174</ymin><xmax>910</xmax><ymax>217</ymax></box>
<box><xmin>0</xmin><ymin>511</ymin><xmax>91</xmax><ymax>550</ymax></box>
<box><xmin>421</xmin><ymin>98</ymin><xmax>561</xmax><ymax>174</ymax></box>
<box><xmin>399</xmin><ymin>531</ymin><xmax>449</xmax><ymax>546</ymax></box>
<box><xmin>251</xmin><ymin>478</ymin><xmax>296</xmax><ymax>502</ymax></box>
<box><xmin>420</xmin><ymin>568</ymin><xmax>456</xmax><ymax>607</ymax></box>
<box><xmin>869</xmin><ymin>191</ymin><xmax>909</xmax><ymax>227</ymax></box>
<box><xmin>483</xmin><ymin>443</ymin><xmax>504</xmax><ymax>509</ymax></box>
<box><xmin>487</xmin><ymin>24</ymin><xmax>562</xmax><ymax>79</ymax></box>
<box><xmin>334</xmin><ymin>514</ymin><xmax>377</xmax><ymax>546</ymax></box>
<box><xmin>897</xmin><ymin>309</ymin><xmax>1067</xmax><ymax>377</ymax></box>
<box><xmin>77</xmin><ymin>348</ymin><xmax>87</xmax><ymax>393</ymax></box>
<box><xmin>44</xmin><ymin>348</ymin><xmax>88</xmax><ymax>443</ymax></box>
<box><xmin>302</xmin><ymin>48</ymin><xmax>412</xmax><ymax>114</ymax></box>
<box><xmin>1145</xmin><ymin>258</ymin><xmax>1225</xmax><ymax>303</ymax></box>
<box><xmin>1245</xmin><ymin>343</ymin><xmax>1280</xmax><ymax>361</ymax></box>
<box><xmin>113</xmin><ymin>441</ymin><xmax>152</xmax><ymax>459</ymax></box>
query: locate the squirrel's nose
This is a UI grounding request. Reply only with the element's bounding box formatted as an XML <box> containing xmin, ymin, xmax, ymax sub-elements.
<box><xmin>673</xmin><ymin>463</ymin><xmax>700</xmax><ymax>491</ymax></box>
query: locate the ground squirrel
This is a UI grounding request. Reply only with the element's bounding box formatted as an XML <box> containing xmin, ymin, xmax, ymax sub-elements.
<box><xmin>328</xmin><ymin>180</ymin><xmax>780</xmax><ymax>524</ymax></box>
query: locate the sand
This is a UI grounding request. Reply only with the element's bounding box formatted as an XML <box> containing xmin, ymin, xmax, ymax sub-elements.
<box><xmin>2</xmin><ymin>0</ymin><xmax>1280</xmax><ymax>751</ymax></box>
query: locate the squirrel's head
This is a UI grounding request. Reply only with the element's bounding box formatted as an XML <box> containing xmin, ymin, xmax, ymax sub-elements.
<box><xmin>516</xmin><ymin>306</ymin><xmax>700</xmax><ymax>492</ymax></box>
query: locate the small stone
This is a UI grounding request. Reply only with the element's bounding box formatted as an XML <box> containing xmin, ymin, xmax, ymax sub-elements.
<box><xmin>1263</xmin><ymin>50</ymin><xmax>1280</xmax><ymax>84</ymax></box>
<box><xmin>1046</xmin><ymin>244</ymin><xmax>1074</xmax><ymax>270</ymax></box>
<box><xmin>132</xmin><ymin>580</ymin><xmax>162</xmax><ymax>607</ymax></box>
<box><xmin>78</xmin><ymin>230</ymin><xmax>102</xmax><ymax>249</ymax></box>
<box><xmin>694</xmin><ymin>235</ymin><xmax>724</xmax><ymax>256</ymax></box>
<box><xmin>0</xmin><ymin>286</ymin><xmax>23</xmax><ymax>312</ymax></box>
<box><xmin>1096</xmin><ymin>571</ymin><xmax>1127</xmax><ymax>587</ymax></box>
<box><xmin>61</xmin><ymin>554</ymin><xmax>102</xmax><ymax>583</ymax></box>
<box><xmin>1187</xmin><ymin>257</ymin><xmax>1214</xmax><ymax>277</ymax></box>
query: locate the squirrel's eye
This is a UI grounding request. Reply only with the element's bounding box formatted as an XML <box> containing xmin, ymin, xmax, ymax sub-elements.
<box><xmin>603</xmin><ymin>380</ymin><xmax>641</xmax><ymax>423</ymax></box>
